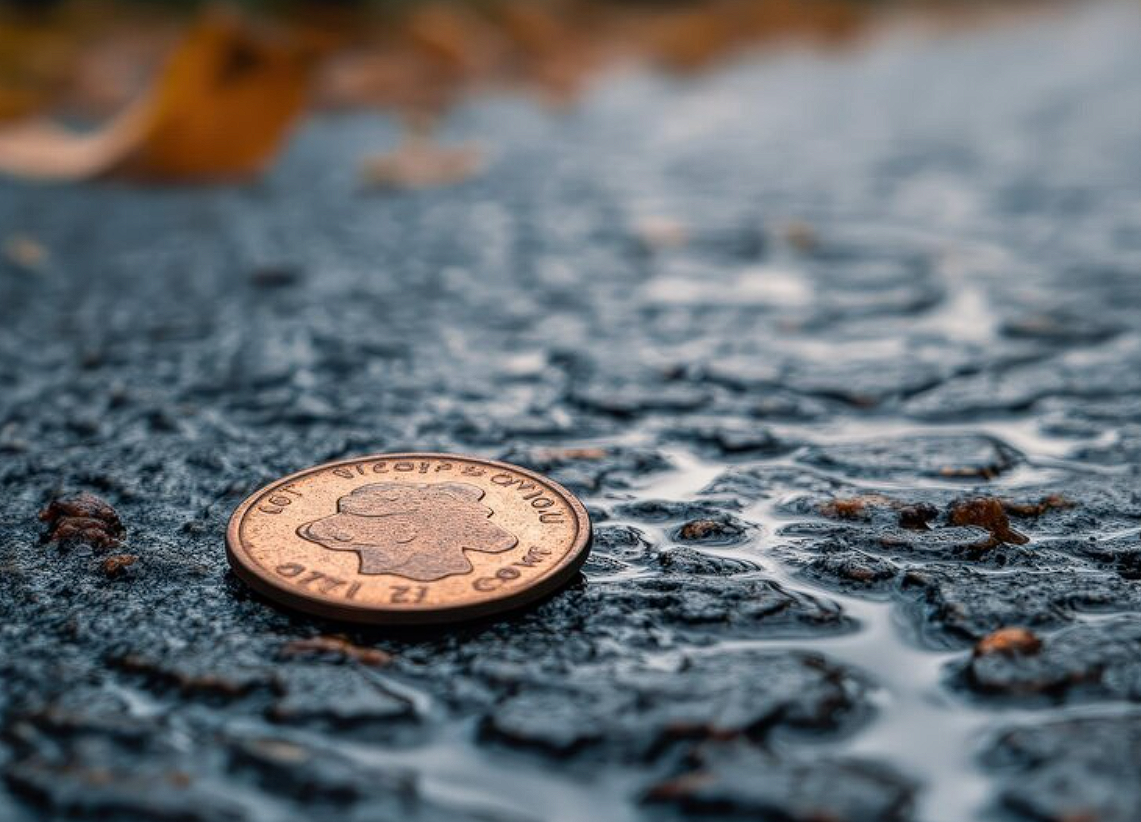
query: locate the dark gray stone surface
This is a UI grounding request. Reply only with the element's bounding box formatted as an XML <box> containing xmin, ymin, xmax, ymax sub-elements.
<box><xmin>3</xmin><ymin>4</ymin><xmax>1141</xmax><ymax>821</ymax></box>
<box><xmin>982</xmin><ymin>715</ymin><xmax>1141</xmax><ymax>822</ymax></box>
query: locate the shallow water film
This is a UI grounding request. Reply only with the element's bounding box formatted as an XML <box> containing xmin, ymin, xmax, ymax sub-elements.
<box><xmin>3</xmin><ymin>3</ymin><xmax>1141</xmax><ymax>821</ymax></box>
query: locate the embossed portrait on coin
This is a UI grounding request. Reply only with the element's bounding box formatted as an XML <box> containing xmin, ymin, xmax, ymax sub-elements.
<box><xmin>297</xmin><ymin>482</ymin><xmax>518</xmax><ymax>581</ymax></box>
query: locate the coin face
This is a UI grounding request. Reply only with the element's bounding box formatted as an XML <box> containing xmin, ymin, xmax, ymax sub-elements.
<box><xmin>226</xmin><ymin>453</ymin><xmax>591</xmax><ymax>624</ymax></box>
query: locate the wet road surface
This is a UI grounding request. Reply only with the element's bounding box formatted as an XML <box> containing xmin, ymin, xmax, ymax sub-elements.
<box><xmin>3</xmin><ymin>4</ymin><xmax>1141</xmax><ymax>821</ymax></box>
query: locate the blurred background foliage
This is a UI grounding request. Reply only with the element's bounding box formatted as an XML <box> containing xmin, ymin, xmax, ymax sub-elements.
<box><xmin>0</xmin><ymin>0</ymin><xmax>1034</xmax><ymax>181</ymax></box>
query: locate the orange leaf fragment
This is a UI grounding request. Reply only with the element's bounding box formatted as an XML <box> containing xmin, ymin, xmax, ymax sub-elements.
<box><xmin>0</xmin><ymin>10</ymin><xmax>311</xmax><ymax>182</ymax></box>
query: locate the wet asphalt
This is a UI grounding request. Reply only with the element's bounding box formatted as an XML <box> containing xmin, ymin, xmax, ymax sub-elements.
<box><xmin>2</xmin><ymin>3</ymin><xmax>1141</xmax><ymax>821</ymax></box>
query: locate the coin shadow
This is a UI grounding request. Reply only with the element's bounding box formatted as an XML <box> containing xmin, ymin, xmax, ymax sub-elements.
<box><xmin>224</xmin><ymin>568</ymin><xmax>589</xmax><ymax>644</ymax></box>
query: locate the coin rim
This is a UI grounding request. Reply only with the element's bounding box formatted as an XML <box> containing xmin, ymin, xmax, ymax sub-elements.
<box><xmin>225</xmin><ymin>452</ymin><xmax>592</xmax><ymax>625</ymax></box>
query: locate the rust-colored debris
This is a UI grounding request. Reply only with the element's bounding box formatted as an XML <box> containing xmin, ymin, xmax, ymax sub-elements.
<box><xmin>1057</xmin><ymin>812</ymin><xmax>1100</xmax><ymax>822</ymax></box>
<box><xmin>2</xmin><ymin>234</ymin><xmax>48</xmax><ymax>272</ymax></box>
<box><xmin>239</xmin><ymin>737</ymin><xmax>310</xmax><ymax>765</ymax></box>
<box><xmin>782</xmin><ymin>220</ymin><xmax>818</xmax><ymax>252</ymax></box>
<box><xmin>819</xmin><ymin>494</ymin><xmax>894</xmax><ymax>521</ymax></box>
<box><xmin>167</xmin><ymin>771</ymin><xmax>193</xmax><ymax>789</ymax></box>
<box><xmin>101</xmin><ymin>553</ymin><xmax>138</xmax><ymax>577</ymax></box>
<box><xmin>534</xmin><ymin>446</ymin><xmax>609</xmax><ymax>461</ymax></box>
<box><xmin>939</xmin><ymin>464</ymin><xmax>1004</xmax><ymax>480</ymax></box>
<box><xmin>39</xmin><ymin>491</ymin><xmax>124</xmax><ymax>550</ymax></box>
<box><xmin>947</xmin><ymin>497</ymin><xmax>1029</xmax><ymax>547</ymax></box>
<box><xmin>360</xmin><ymin>131</ymin><xmax>484</xmax><ymax>190</ymax></box>
<box><xmin>282</xmin><ymin>635</ymin><xmax>392</xmax><ymax>667</ymax></box>
<box><xmin>1002</xmin><ymin>494</ymin><xmax>1075</xmax><ymax>518</ymax></box>
<box><xmin>974</xmin><ymin>627</ymin><xmax>1042</xmax><ymax>657</ymax></box>
<box><xmin>677</xmin><ymin>519</ymin><xmax>728</xmax><ymax>540</ymax></box>
<box><xmin>634</xmin><ymin>216</ymin><xmax>689</xmax><ymax>251</ymax></box>
<box><xmin>835</xmin><ymin>557</ymin><xmax>889</xmax><ymax>584</ymax></box>
<box><xmin>898</xmin><ymin>502</ymin><xmax>938</xmax><ymax>530</ymax></box>
<box><xmin>644</xmin><ymin>770</ymin><xmax>718</xmax><ymax>802</ymax></box>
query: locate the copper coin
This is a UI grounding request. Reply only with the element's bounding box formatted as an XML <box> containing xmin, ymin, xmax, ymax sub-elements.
<box><xmin>226</xmin><ymin>453</ymin><xmax>591</xmax><ymax>624</ymax></box>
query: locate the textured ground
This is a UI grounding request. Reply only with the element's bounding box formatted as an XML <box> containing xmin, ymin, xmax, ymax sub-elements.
<box><xmin>3</xmin><ymin>4</ymin><xmax>1141</xmax><ymax>821</ymax></box>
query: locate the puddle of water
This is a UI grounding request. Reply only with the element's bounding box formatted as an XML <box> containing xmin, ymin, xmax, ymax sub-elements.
<box><xmin>624</xmin><ymin>452</ymin><xmax>994</xmax><ymax>822</ymax></box>
<box><xmin>589</xmin><ymin>408</ymin><xmax>1114</xmax><ymax>822</ymax></box>
<box><xmin>270</xmin><ymin>720</ymin><xmax>646</xmax><ymax>822</ymax></box>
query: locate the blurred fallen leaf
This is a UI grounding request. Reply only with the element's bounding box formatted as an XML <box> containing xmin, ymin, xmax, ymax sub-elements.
<box><xmin>634</xmin><ymin>216</ymin><xmax>689</xmax><ymax>251</ymax></box>
<box><xmin>0</xmin><ymin>10</ymin><xmax>311</xmax><ymax>182</ymax></box>
<box><xmin>2</xmin><ymin>234</ymin><xmax>48</xmax><ymax>271</ymax></box>
<box><xmin>0</xmin><ymin>0</ymin><xmax>888</xmax><ymax>168</ymax></box>
<box><xmin>361</xmin><ymin>129</ymin><xmax>484</xmax><ymax>190</ymax></box>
